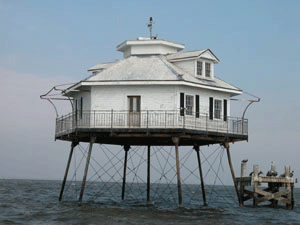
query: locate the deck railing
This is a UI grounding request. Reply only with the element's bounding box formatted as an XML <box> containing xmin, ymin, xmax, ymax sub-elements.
<box><xmin>55</xmin><ymin>110</ymin><xmax>248</xmax><ymax>137</ymax></box>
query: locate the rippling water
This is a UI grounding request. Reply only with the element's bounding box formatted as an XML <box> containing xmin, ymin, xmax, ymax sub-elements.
<box><xmin>0</xmin><ymin>179</ymin><xmax>299</xmax><ymax>224</ymax></box>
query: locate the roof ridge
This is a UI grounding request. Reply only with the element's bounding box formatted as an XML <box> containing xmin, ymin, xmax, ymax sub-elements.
<box><xmin>167</xmin><ymin>49</ymin><xmax>207</xmax><ymax>55</ymax></box>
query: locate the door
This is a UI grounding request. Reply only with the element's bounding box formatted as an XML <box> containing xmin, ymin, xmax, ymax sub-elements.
<box><xmin>128</xmin><ymin>96</ymin><xmax>141</xmax><ymax>127</ymax></box>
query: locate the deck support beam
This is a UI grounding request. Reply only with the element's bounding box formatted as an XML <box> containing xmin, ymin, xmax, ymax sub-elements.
<box><xmin>194</xmin><ymin>144</ymin><xmax>207</xmax><ymax>206</ymax></box>
<box><xmin>79</xmin><ymin>136</ymin><xmax>96</xmax><ymax>202</ymax></box>
<box><xmin>59</xmin><ymin>141</ymin><xmax>78</xmax><ymax>201</ymax></box>
<box><xmin>173</xmin><ymin>137</ymin><xmax>182</xmax><ymax>207</ymax></box>
<box><xmin>121</xmin><ymin>144</ymin><xmax>130</xmax><ymax>200</ymax></box>
<box><xmin>147</xmin><ymin>145</ymin><xmax>151</xmax><ymax>204</ymax></box>
<box><xmin>223</xmin><ymin>142</ymin><xmax>242</xmax><ymax>206</ymax></box>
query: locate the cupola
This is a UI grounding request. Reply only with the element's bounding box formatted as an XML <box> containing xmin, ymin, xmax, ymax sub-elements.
<box><xmin>116</xmin><ymin>37</ymin><xmax>185</xmax><ymax>58</ymax></box>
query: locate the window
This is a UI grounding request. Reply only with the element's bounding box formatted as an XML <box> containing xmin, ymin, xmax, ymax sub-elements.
<box><xmin>214</xmin><ymin>99</ymin><xmax>222</xmax><ymax>119</ymax></box>
<box><xmin>205</xmin><ymin>62</ymin><xmax>211</xmax><ymax>77</ymax></box>
<box><xmin>186</xmin><ymin>95</ymin><xmax>194</xmax><ymax>115</ymax></box>
<box><xmin>197</xmin><ymin>61</ymin><xmax>202</xmax><ymax>76</ymax></box>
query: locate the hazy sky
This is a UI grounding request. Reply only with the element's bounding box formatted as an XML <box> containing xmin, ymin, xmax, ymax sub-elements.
<box><xmin>0</xmin><ymin>0</ymin><xmax>300</xmax><ymax>187</ymax></box>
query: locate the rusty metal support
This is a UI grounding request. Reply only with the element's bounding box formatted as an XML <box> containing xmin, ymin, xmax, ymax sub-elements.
<box><xmin>121</xmin><ymin>144</ymin><xmax>130</xmax><ymax>200</ymax></box>
<box><xmin>147</xmin><ymin>145</ymin><xmax>151</xmax><ymax>204</ymax></box>
<box><xmin>79</xmin><ymin>136</ymin><xmax>96</xmax><ymax>202</ymax></box>
<box><xmin>59</xmin><ymin>141</ymin><xmax>78</xmax><ymax>201</ymax></box>
<box><xmin>223</xmin><ymin>142</ymin><xmax>242</xmax><ymax>206</ymax></box>
<box><xmin>194</xmin><ymin>144</ymin><xmax>207</xmax><ymax>206</ymax></box>
<box><xmin>173</xmin><ymin>137</ymin><xmax>182</xmax><ymax>207</ymax></box>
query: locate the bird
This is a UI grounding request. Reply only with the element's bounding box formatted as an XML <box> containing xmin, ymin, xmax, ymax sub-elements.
<box><xmin>266</xmin><ymin>161</ymin><xmax>278</xmax><ymax>177</ymax></box>
<box><xmin>258</xmin><ymin>171</ymin><xmax>264</xmax><ymax>177</ymax></box>
<box><xmin>266</xmin><ymin>169</ymin><xmax>278</xmax><ymax>177</ymax></box>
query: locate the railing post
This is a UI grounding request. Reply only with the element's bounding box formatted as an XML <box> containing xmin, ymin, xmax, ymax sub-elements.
<box><xmin>111</xmin><ymin>109</ymin><xmax>113</xmax><ymax>129</ymax></box>
<box><xmin>94</xmin><ymin>110</ymin><xmax>95</xmax><ymax>127</ymax></box>
<box><xmin>147</xmin><ymin>110</ymin><xmax>149</xmax><ymax>129</ymax></box>
<box><xmin>206</xmin><ymin>114</ymin><xmax>208</xmax><ymax>132</ymax></box>
<box><xmin>165</xmin><ymin>111</ymin><xmax>167</xmax><ymax>128</ymax></box>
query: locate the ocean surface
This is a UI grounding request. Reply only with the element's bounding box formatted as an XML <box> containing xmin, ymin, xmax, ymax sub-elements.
<box><xmin>0</xmin><ymin>179</ymin><xmax>300</xmax><ymax>225</ymax></box>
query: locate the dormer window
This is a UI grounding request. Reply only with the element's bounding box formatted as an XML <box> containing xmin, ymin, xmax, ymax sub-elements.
<box><xmin>205</xmin><ymin>63</ymin><xmax>211</xmax><ymax>77</ymax></box>
<box><xmin>197</xmin><ymin>61</ymin><xmax>202</xmax><ymax>76</ymax></box>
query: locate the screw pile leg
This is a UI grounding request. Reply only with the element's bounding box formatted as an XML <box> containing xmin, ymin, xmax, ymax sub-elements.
<box><xmin>79</xmin><ymin>136</ymin><xmax>96</xmax><ymax>202</ymax></box>
<box><xmin>194</xmin><ymin>144</ymin><xmax>207</xmax><ymax>206</ymax></box>
<box><xmin>59</xmin><ymin>141</ymin><xmax>78</xmax><ymax>201</ymax></box>
<box><xmin>173</xmin><ymin>137</ymin><xmax>182</xmax><ymax>207</ymax></box>
<box><xmin>147</xmin><ymin>145</ymin><xmax>151</xmax><ymax>204</ymax></box>
<box><xmin>223</xmin><ymin>142</ymin><xmax>242</xmax><ymax>206</ymax></box>
<box><xmin>121</xmin><ymin>144</ymin><xmax>130</xmax><ymax>200</ymax></box>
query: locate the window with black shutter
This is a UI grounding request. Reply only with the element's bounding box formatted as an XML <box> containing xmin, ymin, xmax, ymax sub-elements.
<box><xmin>209</xmin><ymin>97</ymin><xmax>213</xmax><ymax>120</ymax></box>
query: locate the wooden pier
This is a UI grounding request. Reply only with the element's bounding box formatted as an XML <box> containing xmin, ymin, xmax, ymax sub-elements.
<box><xmin>236</xmin><ymin>164</ymin><xmax>297</xmax><ymax>209</ymax></box>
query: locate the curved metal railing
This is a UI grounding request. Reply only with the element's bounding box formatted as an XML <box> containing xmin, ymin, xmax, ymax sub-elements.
<box><xmin>55</xmin><ymin>110</ymin><xmax>248</xmax><ymax>137</ymax></box>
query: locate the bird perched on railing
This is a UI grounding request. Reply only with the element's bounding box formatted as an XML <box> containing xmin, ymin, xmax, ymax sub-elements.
<box><xmin>249</xmin><ymin>171</ymin><xmax>263</xmax><ymax>177</ymax></box>
<box><xmin>267</xmin><ymin>161</ymin><xmax>278</xmax><ymax>177</ymax></box>
<box><xmin>280</xmin><ymin>170</ymin><xmax>295</xmax><ymax>177</ymax></box>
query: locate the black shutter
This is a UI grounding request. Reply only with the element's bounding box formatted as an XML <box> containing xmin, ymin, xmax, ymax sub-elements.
<box><xmin>224</xmin><ymin>99</ymin><xmax>227</xmax><ymax>121</ymax></box>
<box><xmin>196</xmin><ymin>95</ymin><xmax>199</xmax><ymax>118</ymax></box>
<box><xmin>209</xmin><ymin>97</ymin><xmax>213</xmax><ymax>120</ymax></box>
<box><xmin>180</xmin><ymin>93</ymin><xmax>184</xmax><ymax>116</ymax></box>
<box><xmin>75</xmin><ymin>100</ymin><xmax>78</xmax><ymax>116</ymax></box>
<box><xmin>137</xmin><ymin>97</ymin><xmax>141</xmax><ymax>112</ymax></box>
<box><xmin>80</xmin><ymin>97</ymin><xmax>83</xmax><ymax>119</ymax></box>
<box><xmin>75</xmin><ymin>99</ymin><xmax>78</xmax><ymax>124</ymax></box>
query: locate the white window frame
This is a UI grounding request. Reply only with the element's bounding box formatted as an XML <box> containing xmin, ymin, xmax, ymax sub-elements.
<box><xmin>214</xmin><ymin>99</ymin><xmax>222</xmax><ymax>119</ymax></box>
<box><xmin>196</xmin><ymin>61</ymin><xmax>202</xmax><ymax>76</ymax></box>
<box><xmin>186</xmin><ymin>95</ymin><xmax>194</xmax><ymax>116</ymax></box>
<box><xmin>205</xmin><ymin>62</ymin><xmax>211</xmax><ymax>78</ymax></box>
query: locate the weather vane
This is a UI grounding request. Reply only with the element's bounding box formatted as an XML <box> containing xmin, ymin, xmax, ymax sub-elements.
<box><xmin>147</xmin><ymin>17</ymin><xmax>154</xmax><ymax>39</ymax></box>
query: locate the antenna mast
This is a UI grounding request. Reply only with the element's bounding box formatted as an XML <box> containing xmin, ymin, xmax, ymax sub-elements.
<box><xmin>147</xmin><ymin>17</ymin><xmax>153</xmax><ymax>39</ymax></box>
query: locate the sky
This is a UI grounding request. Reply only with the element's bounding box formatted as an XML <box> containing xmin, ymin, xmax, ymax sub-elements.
<box><xmin>0</xmin><ymin>0</ymin><xmax>300</xmax><ymax>188</ymax></box>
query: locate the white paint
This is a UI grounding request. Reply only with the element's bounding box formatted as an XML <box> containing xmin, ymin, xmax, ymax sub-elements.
<box><xmin>173</xmin><ymin>59</ymin><xmax>195</xmax><ymax>75</ymax></box>
<box><xmin>87</xmin><ymin>84</ymin><xmax>230</xmax><ymax>119</ymax></box>
<box><xmin>201</xmin><ymin>51</ymin><xmax>217</xmax><ymax>61</ymax></box>
<box><xmin>91</xmin><ymin>85</ymin><xmax>177</xmax><ymax>111</ymax></box>
<box><xmin>78</xmin><ymin>80</ymin><xmax>240</xmax><ymax>95</ymax></box>
<box><xmin>117</xmin><ymin>39</ymin><xmax>184</xmax><ymax>58</ymax></box>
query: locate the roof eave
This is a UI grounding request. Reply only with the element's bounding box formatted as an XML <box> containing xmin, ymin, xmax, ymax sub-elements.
<box><xmin>79</xmin><ymin>80</ymin><xmax>242</xmax><ymax>95</ymax></box>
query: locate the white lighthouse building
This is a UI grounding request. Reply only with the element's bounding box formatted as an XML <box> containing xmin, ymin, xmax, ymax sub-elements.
<box><xmin>57</xmin><ymin>37</ymin><xmax>246</xmax><ymax>145</ymax></box>
<box><xmin>50</xmin><ymin>33</ymin><xmax>248</xmax><ymax>205</ymax></box>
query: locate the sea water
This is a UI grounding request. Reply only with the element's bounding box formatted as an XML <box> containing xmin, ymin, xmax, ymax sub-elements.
<box><xmin>0</xmin><ymin>179</ymin><xmax>299</xmax><ymax>225</ymax></box>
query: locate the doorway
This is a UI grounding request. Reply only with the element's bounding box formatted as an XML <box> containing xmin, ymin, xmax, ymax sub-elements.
<box><xmin>128</xmin><ymin>96</ymin><xmax>141</xmax><ymax>127</ymax></box>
